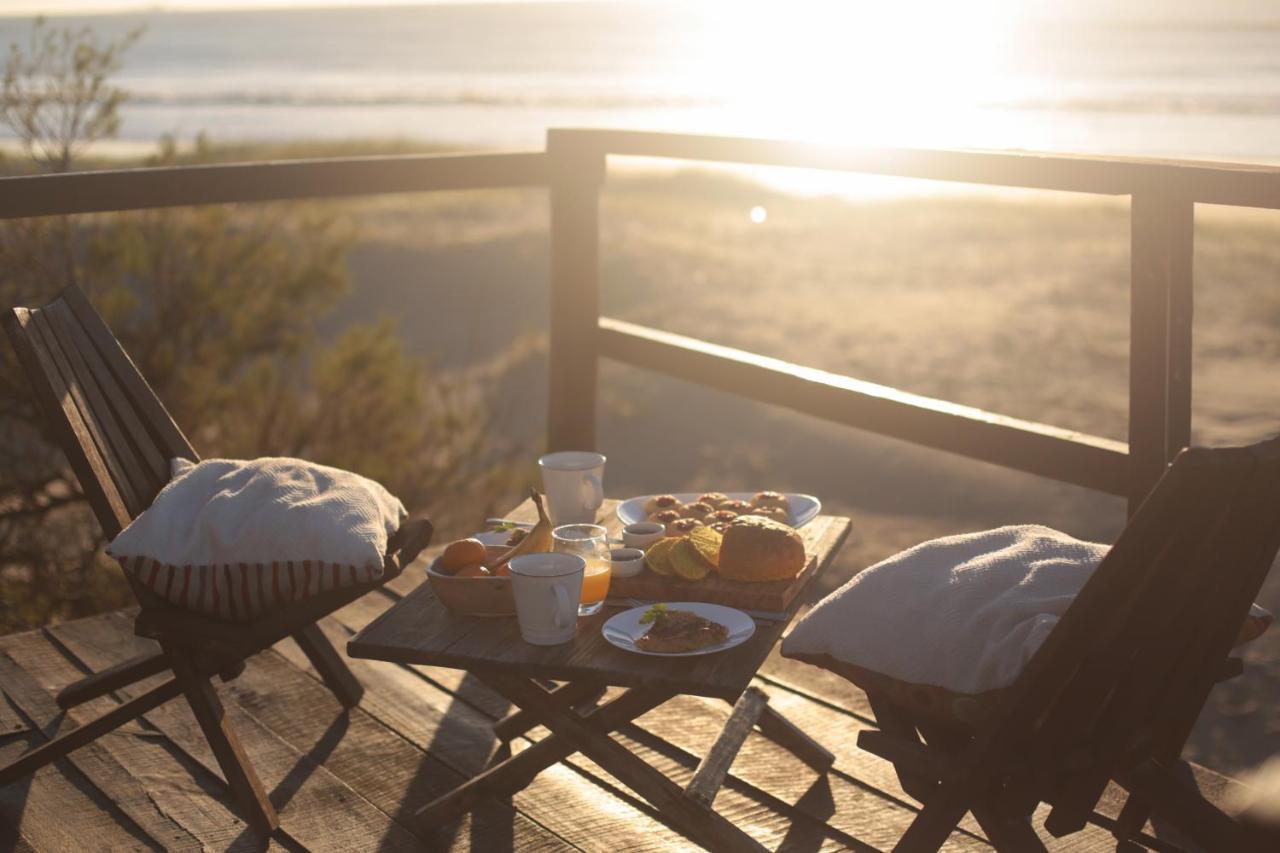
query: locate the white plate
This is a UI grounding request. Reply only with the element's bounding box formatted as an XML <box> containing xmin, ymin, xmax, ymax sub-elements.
<box><xmin>602</xmin><ymin>602</ymin><xmax>756</xmax><ymax>657</ymax></box>
<box><xmin>615</xmin><ymin>492</ymin><xmax>820</xmax><ymax>528</ymax></box>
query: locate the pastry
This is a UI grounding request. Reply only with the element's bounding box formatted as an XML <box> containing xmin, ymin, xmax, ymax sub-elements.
<box><xmin>649</xmin><ymin>508</ymin><xmax>682</xmax><ymax>528</ymax></box>
<box><xmin>644</xmin><ymin>538</ymin><xmax>678</xmax><ymax>575</ymax></box>
<box><xmin>666</xmin><ymin>517</ymin><xmax>704</xmax><ymax>537</ymax></box>
<box><xmin>718</xmin><ymin>515</ymin><xmax>806</xmax><ymax>582</ymax></box>
<box><xmin>753</xmin><ymin>505</ymin><xmax>791</xmax><ymax>525</ymax></box>
<box><xmin>636</xmin><ymin>605</ymin><xmax>728</xmax><ymax>652</ymax></box>
<box><xmin>644</xmin><ymin>494</ymin><xmax>683</xmax><ymax>515</ymax></box>
<box><xmin>680</xmin><ymin>501</ymin><xmax>714</xmax><ymax>521</ymax></box>
<box><xmin>720</xmin><ymin>499</ymin><xmax>753</xmax><ymax>515</ymax></box>
<box><xmin>697</xmin><ymin>492</ymin><xmax>729</xmax><ymax>508</ymax></box>
<box><xmin>708</xmin><ymin>521</ymin><xmax>731</xmax><ymax>535</ymax></box>
<box><xmin>752</xmin><ymin>491</ymin><xmax>791</xmax><ymax>512</ymax></box>
<box><xmin>688</xmin><ymin>525</ymin><xmax>722</xmax><ymax>568</ymax></box>
<box><xmin>709</xmin><ymin>509</ymin><xmax>739</xmax><ymax>524</ymax></box>
<box><xmin>670</xmin><ymin>539</ymin><xmax>713</xmax><ymax>580</ymax></box>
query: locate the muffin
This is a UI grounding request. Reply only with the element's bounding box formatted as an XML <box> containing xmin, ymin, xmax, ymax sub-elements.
<box><xmin>680</xmin><ymin>501</ymin><xmax>715</xmax><ymax>521</ymax></box>
<box><xmin>666</xmin><ymin>517</ymin><xmax>704</xmax><ymax>537</ymax></box>
<box><xmin>644</xmin><ymin>494</ymin><xmax>683</xmax><ymax>515</ymax></box>
<box><xmin>649</xmin><ymin>508</ymin><xmax>683</xmax><ymax>528</ymax></box>
<box><xmin>752</xmin><ymin>491</ymin><xmax>791</xmax><ymax>512</ymax></box>
<box><xmin>718</xmin><ymin>515</ymin><xmax>806</xmax><ymax>582</ymax></box>
<box><xmin>709</xmin><ymin>509</ymin><xmax>739</xmax><ymax>525</ymax></box>
<box><xmin>697</xmin><ymin>492</ymin><xmax>729</xmax><ymax>508</ymax></box>
<box><xmin>753</xmin><ymin>505</ymin><xmax>791</xmax><ymax>525</ymax></box>
<box><xmin>720</xmin><ymin>499</ymin><xmax>754</xmax><ymax>515</ymax></box>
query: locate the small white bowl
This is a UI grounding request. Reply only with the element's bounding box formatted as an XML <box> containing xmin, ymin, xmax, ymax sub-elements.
<box><xmin>610</xmin><ymin>547</ymin><xmax>646</xmax><ymax>578</ymax></box>
<box><xmin>622</xmin><ymin>522</ymin><xmax>665</xmax><ymax>549</ymax></box>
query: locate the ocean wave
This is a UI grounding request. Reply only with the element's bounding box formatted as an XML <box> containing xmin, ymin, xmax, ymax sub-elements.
<box><xmin>995</xmin><ymin>93</ymin><xmax>1280</xmax><ymax>116</ymax></box>
<box><xmin>124</xmin><ymin>89</ymin><xmax>723</xmax><ymax>111</ymax></box>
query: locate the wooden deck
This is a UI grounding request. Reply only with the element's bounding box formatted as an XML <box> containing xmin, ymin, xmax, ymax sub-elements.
<box><xmin>0</xmin><ymin>563</ymin><xmax>1244</xmax><ymax>852</ymax></box>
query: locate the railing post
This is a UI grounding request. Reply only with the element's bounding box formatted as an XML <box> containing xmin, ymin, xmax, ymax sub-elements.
<box><xmin>546</xmin><ymin>130</ymin><xmax>606</xmax><ymax>452</ymax></box>
<box><xmin>1128</xmin><ymin>192</ymin><xmax>1194</xmax><ymax>515</ymax></box>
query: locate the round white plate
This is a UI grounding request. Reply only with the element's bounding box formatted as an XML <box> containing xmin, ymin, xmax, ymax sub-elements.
<box><xmin>602</xmin><ymin>602</ymin><xmax>756</xmax><ymax>657</ymax></box>
<box><xmin>615</xmin><ymin>492</ymin><xmax>820</xmax><ymax>528</ymax></box>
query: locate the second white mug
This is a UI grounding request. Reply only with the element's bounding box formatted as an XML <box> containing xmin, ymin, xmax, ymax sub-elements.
<box><xmin>539</xmin><ymin>451</ymin><xmax>606</xmax><ymax>526</ymax></box>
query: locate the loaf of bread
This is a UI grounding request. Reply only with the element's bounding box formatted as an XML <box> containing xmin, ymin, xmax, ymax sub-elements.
<box><xmin>717</xmin><ymin>515</ymin><xmax>806</xmax><ymax>582</ymax></box>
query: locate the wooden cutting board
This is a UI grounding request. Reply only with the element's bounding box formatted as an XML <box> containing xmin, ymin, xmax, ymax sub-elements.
<box><xmin>504</xmin><ymin>499</ymin><xmax>848</xmax><ymax>614</ymax></box>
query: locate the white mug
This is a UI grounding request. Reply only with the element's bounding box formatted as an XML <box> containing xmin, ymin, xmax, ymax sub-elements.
<box><xmin>509</xmin><ymin>553</ymin><xmax>584</xmax><ymax>645</ymax></box>
<box><xmin>538</xmin><ymin>451</ymin><xmax>606</xmax><ymax>526</ymax></box>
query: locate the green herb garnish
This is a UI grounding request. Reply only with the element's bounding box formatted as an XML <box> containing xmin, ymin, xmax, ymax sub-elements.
<box><xmin>639</xmin><ymin>603</ymin><xmax>667</xmax><ymax>624</ymax></box>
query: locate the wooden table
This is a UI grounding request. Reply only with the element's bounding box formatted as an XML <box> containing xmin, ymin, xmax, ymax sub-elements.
<box><xmin>348</xmin><ymin>498</ymin><xmax>851</xmax><ymax>851</ymax></box>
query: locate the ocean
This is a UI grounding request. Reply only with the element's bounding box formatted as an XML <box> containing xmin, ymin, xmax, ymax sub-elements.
<box><xmin>3</xmin><ymin>1</ymin><xmax>1280</xmax><ymax>166</ymax></box>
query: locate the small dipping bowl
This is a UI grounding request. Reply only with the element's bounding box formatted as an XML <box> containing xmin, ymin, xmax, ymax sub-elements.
<box><xmin>609</xmin><ymin>547</ymin><xmax>646</xmax><ymax>578</ymax></box>
<box><xmin>622</xmin><ymin>521</ymin><xmax>665</xmax><ymax>550</ymax></box>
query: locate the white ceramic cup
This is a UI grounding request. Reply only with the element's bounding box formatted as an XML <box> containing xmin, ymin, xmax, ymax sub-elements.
<box><xmin>609</xmin><ymin>547</ymin><xmax>646</xmax><ymax>578</ymax></box>
<box><xmin>622</xmin><ymin>522</ymin><xmax>665</xmax><ymax>549</ymax></box>
<box><xmin>538</xmin><ymin>451</ymin><xmax>606</xmax><ymax>526</ymax></box>
<box><xmin>509</xmin><ymin>553</ymin><xmax>585</xmax><ymax>645</ymax></box>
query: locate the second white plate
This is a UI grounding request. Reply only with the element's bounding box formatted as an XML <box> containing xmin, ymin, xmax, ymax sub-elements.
<box><xmin>615</xmin><ymin>492</ymin><xmax>820</xmax><ymax>528</ymax></box>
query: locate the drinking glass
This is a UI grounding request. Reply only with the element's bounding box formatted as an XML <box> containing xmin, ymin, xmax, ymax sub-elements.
<box><xmin>551</xmin><ymin>523</ymin><xmax>611</xmax><ymax>616</ymax></box>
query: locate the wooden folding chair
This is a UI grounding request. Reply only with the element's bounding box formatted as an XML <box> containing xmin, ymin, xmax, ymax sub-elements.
<box><xmin>0</xmin><ymin>285</ymin><xmax>433</xmax><ymax>832</ymax></box>
<box><xmin>827</xmin><ymin>438</ymin><xmax>1280</xmax><ymax>852</ymax></box>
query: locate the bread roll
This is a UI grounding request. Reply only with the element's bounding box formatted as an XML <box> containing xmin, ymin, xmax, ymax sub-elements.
<box><xmin>697</xmin><ymin>492</ymin><xmax>729</xmax><ymax>508</ymax></box>
<box><xmin>752</xmin><ymin>491</ymin><xmax>791</xmax><ymax>512</ymax></box>
<box><xmin>649</xmin><ymin>509</ymin><xmax>682</xmax><ymax>528</ymax></box>
<box><xmin>645</xmin><ymin>494</ymin><xmax>683</xmax><ymax>515</ymax></box>
<box><xmin>666</xmin><ymin>517</ymin><xmax>704</xmax><ymax>537</ymax></box>
<box><xmin>717</xmin><ymin>515</ymin><xmax>806</xmax><ymax>582</ymax></box>
<box><xmin>680</xmin><ymin>501</ymin><xmax>714</xmax><ymax>521</ymax></box>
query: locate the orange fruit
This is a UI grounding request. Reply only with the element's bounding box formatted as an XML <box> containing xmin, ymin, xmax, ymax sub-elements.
<box><xmin>454</xmin><ymin>562</ymin><xmax>492</xmax><ymax>578</ymax></box>
<box><xmin>441</xmin><ymin>538</ymin><xmax>487</xmax><ymax>573</ymax></box>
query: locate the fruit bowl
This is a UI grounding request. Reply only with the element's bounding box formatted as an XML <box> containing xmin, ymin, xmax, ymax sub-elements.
<box><xmin>426</xmin><ymin>545</ymin><xmax>516</xmax><ymax>617</ymax></box>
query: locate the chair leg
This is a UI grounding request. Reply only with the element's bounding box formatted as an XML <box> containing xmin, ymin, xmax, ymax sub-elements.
<box><xmin>167</xmin><ymin>648</ymin><xmax>279</xmax><ymax>833</ymax></box>
<box><xmin>973</xmin><ymin>800</ymin><xmax>1047</xmax><ymax>852</ymax></box>
<box><xmin>56</xmin><ymin>651</ymin><xmax>170</xmax><ymax>710</ymax></box>
<box><xmin>293</xmin><ymin>624</ymin><xmax>363</xmax><ymax>708</ymax></box>
<box><xmin>0</xmin><ymin>677</ymin><xmax>183</xmax><ymax>787</ymax></box>
<box><xmin>894</xmin><ymin>787</ymin><xmax>970</xmax><ymax>853</ymax></box>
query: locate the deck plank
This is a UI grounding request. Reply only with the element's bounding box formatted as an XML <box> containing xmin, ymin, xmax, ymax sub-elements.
<box><xmin>2</xmin><ymin>594</ymin><xmax>1242</xmax><ymax>851</ymax></box>
<box><xmin>46</xmin><ymin>614</ymin><xmax>422</xmax><ymax>853</ymax></box>
<box><xmin>97</xmin><ymin>611</ymin><xmax>571</xmax><ymax>852</ymax></box>
<box><xmin>280</xmin><ymin>610</ymin><xmax>698</xmax><ymax>851</ymax></box>
<box><xmin>0</xmin><ymin>643</ymin><xmax>228</xmax><ymax>852</ymax></box>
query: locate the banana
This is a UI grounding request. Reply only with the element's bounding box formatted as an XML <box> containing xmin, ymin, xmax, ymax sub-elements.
<box><xmin>488</xmin><ymin>488</ymin><xmax>553</xmax><ymax>574</ymax></box>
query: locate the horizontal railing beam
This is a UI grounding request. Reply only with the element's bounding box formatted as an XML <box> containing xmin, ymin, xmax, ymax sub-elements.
<box><xmin>597</xmin><ymin>317</ymin><xmax>1130</xmax><ymax>496</ymax></box>
<box><xmin>0</xmin><ymin>151</ymin><xmax>549</xmax><ymax>219</ymax></box>
<box><xmin>563</xmin><ymin>129</ymin><xmax>1280</xmax><ymax>209</ymax></box>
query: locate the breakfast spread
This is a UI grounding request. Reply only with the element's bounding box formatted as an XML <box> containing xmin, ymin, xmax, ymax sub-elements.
<box><xmin>640</xmin><ymin>511</ymin><xmax>807</xmax><ymax>585</ymax></box>
<box><xmin>635</xmin><ymin>603</ymin><xmax>729</xmax><ymax>653</ymax></box>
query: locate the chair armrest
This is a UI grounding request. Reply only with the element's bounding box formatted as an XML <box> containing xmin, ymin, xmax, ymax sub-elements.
<box><xmin>385</xmin><ymin>517</ymin><xmax>434</xmax><ymax>578</ymax></box>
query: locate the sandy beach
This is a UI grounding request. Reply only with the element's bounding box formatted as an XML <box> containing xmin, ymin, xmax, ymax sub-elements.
<box><xmin>318</xmin><ymin>167</ymin><xmax>1280</xmax><ymax>776</ymax></box>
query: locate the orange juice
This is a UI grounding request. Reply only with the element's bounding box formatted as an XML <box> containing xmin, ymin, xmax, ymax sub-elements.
<box><xmin>579</xmin><ymin>560</ymin><xmax>611</xmax><ymax>613</ymax></box>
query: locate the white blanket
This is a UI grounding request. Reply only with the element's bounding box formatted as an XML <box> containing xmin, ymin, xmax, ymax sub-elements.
<box><xmin>783</xmin><ymin>525</ymin><xmax>1116</xmax><ymax>694</ymax></box>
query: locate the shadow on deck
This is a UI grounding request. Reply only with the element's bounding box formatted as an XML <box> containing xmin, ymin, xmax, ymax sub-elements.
<box><xmin>0</xmin><ymin>562</ymin><xmax>1244</xmax><ymax>852</ymax></box>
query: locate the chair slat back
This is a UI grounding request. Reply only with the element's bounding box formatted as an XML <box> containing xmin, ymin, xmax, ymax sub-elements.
<box><xmin>5</xmin><ymin>285</ymin><xmax>198</xmax><ymax>539</ymax></box>
<box><xmin>986</xmin><ymin>438</ymin><xmax>1280</xmax><ymax>791</ymax></box>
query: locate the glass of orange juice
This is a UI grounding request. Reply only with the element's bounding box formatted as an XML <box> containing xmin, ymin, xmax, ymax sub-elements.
<box><xmin>551</xmin><ymin>523</ymin><xmax>611</xmax><ymax>616</ymax></box>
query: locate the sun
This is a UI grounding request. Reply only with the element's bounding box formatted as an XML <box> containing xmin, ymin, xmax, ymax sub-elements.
<box><xmin>679</xmin><ymin>0</ymin><xmax>1025</xmax><ymax>148</ymax></box>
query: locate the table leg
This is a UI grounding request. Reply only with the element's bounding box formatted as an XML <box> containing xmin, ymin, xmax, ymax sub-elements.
<box><xmin>478</xmin><ymin>673</ymin><xmax>768</xmax><ymax>853</ymax></box>
<box><xmin>492</xmin><ymin>680</ymin><xmax>607</xmax><ymax>741</ymax></box>
<box><xmin>751</xmin><ymin>699</ymin><xmax>836</xmax><ymax>772</ymax></box>
<box><xmin>416</xmin><ymin>683</ymin><xmax>667</xmax><ymax>830</ymax></box>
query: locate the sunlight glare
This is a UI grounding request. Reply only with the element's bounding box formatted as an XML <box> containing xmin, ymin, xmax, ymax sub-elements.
<box><xmin>681</xmin><ymin>0</ymin><xmax>1024</xmax><ymax>149</ymax></box>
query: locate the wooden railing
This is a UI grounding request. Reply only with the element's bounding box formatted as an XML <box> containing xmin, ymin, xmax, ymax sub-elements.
<box><xmin>4</xmin><ymin>129</ymin><xmax>1279</xmax><ymax>513</ymax></box>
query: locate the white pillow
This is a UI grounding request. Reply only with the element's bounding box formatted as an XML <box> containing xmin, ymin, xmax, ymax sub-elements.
<box><xmin>108</xmin><ymin>457</ymin><xmax>407</xmax><ymax>621</ymax></box>
<box><xmin>782</xmin><ymin>524</ymin><xmax>1272</xmax><ymax>696</ymax></box>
